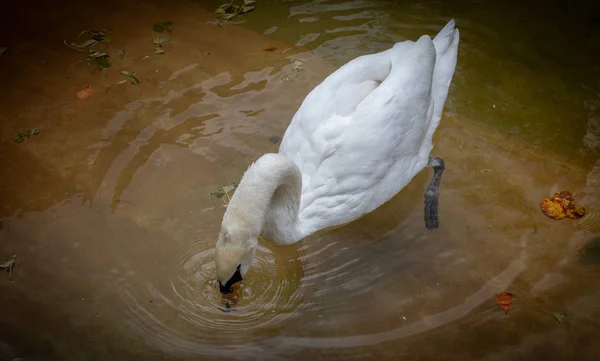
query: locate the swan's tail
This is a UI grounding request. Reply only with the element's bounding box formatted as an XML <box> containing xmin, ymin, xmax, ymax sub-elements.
<box><xmin>422</xmin><ymin>19</ymin><xmax>460</xmax><ymax>156</ymax></box>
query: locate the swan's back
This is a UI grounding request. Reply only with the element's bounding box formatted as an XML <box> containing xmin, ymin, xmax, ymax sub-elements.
<box><xmin>279</xmin><ymin>20</ymin><xmax>459</xmax><ymax>236</ymax></box>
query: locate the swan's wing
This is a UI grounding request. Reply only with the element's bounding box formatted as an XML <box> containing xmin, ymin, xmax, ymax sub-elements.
<box><xmin>279</xmin><ymin>47</ymin><xmax>399</xmax><ymax>191</ymax></box>
<box><xmin>295</xmin><ymin>35</ymin><xmax>440</xmax><ymax>234</ymax></box>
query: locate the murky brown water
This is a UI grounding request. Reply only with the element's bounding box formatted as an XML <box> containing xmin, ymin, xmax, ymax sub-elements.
<box><xmin>1</xmin><ymin>0</ymin><xmax>600</xmax><ymax>360</ymax></box>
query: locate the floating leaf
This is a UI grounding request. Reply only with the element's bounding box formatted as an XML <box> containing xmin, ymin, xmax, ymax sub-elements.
<box><xmin>153</xmin><ymin>21</ymin><xmax>173</xmax><ymax>34</ymax></box>
<box><xmin>152</xmin><ymin>37</ymin><xmax>170</xmax><ymax>46</ymax></box>
<box><xmin>14</xmin><ymin>129</ymin><xmax>40</xmax><ymax>143</ymax></box>
<box><xmin>153</xmin><ymin>47</ymin><xmax>165</xmax><ymax>55</ymax></box>
<box><xmin>496</xmin><ymin>292</ymin><xmax>514</xmax><ymax>314</ymax></box>
<box><xmin>117</xmin><ymin>49</ymin><xmax>126</xmax><ymax>59</ymax></box>
<box><xmin>120</xmin><ymin>70</ymin><xmax>140</xmax><ymax>84</ymax></box>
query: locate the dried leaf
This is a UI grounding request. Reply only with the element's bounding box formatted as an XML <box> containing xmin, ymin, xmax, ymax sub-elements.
<box><xmin>117</xmin><ymin>49</ymin><xmax>126</xmax><ymax>59</ymax></box>
<box><xmin>153</xmin><ymin>21</ymin><xmax>173</xmax><ymax>34</ymax></box>
<box><xmin>120</xmin><ymin>70</ymin><xmax>140</xmax><ymax>84</ymax></box>
<box><xmin>76</xmin><ymin>86</ymin><xmax>94</xmax><ymax>100</ymax></box>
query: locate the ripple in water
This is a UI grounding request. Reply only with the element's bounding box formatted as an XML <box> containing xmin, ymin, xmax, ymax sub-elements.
<box><xmin>120</xmin><ymin>237</ymin><xmax>305</xmax><ymax>358</ymax></box>
<box><xmin>575</xmin><ymin>159</ymin><xmax>600</xmax><ymax>234</ymax></box>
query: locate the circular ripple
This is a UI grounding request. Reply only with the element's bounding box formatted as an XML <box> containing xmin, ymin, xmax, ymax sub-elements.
<box><xmin>120</xmin><ymin>236</ymin><xmax>305</xmax><ymax>357</ymax></box>
<box><xmin>574</xmin><ymin>161</ymin><xmax>600</xmax><ymax>233</ymax></box>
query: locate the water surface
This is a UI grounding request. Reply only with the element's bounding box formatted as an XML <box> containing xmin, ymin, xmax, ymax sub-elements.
<box><xmin>1</xmin><ymin>0</ymin><xmax>599</xmax><ymax>360</ymax></box>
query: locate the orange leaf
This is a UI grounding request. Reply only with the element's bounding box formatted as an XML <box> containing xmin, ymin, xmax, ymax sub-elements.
<box><xmin>76</xmin><ymin>86</ymin><xmax>94</xmax><ymax>100</ymax></box>
<box><xmin>496</xmin><ymin>292</ymin><xmax>514</xmax><ymax>314</ymax></box>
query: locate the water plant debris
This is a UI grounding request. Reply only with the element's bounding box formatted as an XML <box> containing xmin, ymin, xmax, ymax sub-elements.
<box><xmin>14</xmin><ymin>129</ymin><xmax>40</xmax><ymax>143</ymax></box>
<box><xmin>215</xmin><ymin>0</ymin><xmax>256</xmax><ymax>21</ymax></box>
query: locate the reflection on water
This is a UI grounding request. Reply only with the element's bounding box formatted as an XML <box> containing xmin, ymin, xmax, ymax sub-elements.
<box><xmin>1</xmin><ymin>0</ymin><xmax>600</xmax><ymax>360</ymax></box>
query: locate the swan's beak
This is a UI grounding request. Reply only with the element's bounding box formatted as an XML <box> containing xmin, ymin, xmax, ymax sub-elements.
<box><xmin>219</xmin><ymin>265</ymin><xmax>243</xmax><ymax>294</ymax></box>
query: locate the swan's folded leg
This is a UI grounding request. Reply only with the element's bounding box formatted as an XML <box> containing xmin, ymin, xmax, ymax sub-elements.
<box><xmin>424</xmin><ymin>156</ymin><xmax>445</xmax><ymax>230</ymax></box>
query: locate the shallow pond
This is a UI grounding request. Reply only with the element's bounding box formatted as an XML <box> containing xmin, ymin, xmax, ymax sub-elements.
<box><xmin>0</xmin><ymin>0</ymin><xmax>599</xmax><ymax>360</ymax></box>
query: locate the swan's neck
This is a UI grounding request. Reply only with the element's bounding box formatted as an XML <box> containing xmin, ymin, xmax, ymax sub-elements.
<box><xmin>221</xmin><ymin>153</ymin><xmax>305</xmax><ymax>245</ymax></box>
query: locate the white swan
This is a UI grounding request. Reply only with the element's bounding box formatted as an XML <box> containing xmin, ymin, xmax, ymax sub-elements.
<box><xmin>216</xmin><ymin>19</ymin><xmax>460</xmax><ymax>293</ymax></box>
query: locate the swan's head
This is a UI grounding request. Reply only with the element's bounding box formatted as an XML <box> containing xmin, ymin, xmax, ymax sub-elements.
<box><xmin>215</xmin><ymin>226</ymin><xmax>258</xmax><ymax>294</ymax></box>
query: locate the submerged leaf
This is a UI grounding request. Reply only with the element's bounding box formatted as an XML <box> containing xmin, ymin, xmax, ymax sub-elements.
<box><xmin>87</xmin><ymin>50</ymin><xmax>108</xmax><ymax>59</ymax></box>
<box><xmin>14</xmin><ymin>129</ymin><xmax>40</xmax><ymax>143</ymax></box>
<box><xmin>0</xmin><ymin>46</ymin><xmax>7</xmax><ymax>55</ymax></box>
<box><xmin>291</xmin><ymin>59</ymin><xmax>304</xmax><ymax>72</ymax></box>
<box><xmin>240</xmin><ymin>5</ymin><xmax>255</xmax><ymax>13</ymax></box>
<box><xmin>244</xmin><ymin>0</ymin><xmax>256</xmax><ymax>4</ymax></box>
<box><xmin>76</xmin><ymin>86</ymin><xmax>94</xmax><ymax>100</ymax></box>
<box><xmin>544</xmin><ymin>310</ymin><xmax>567</xmax><ymax>323</ymax></box>
<box><xmin>153</xmin><ymin>47</ymin><xmax>165</xmax><ymax>55</ymax></box>
<box><xmin>153</xmin><ymin>21</ymin><xmax>174</xmax><ymax>34</ymax></box>
<box><xmin>70</xmin><ymin>39</ymin><xmax>98</xmax><ymax>49</ymax></box>
<box><xmin>211</xmin><ymin>183</ymin><xmax>238</xmax><ymax>198</ymax></box>
<box><xmin>152</xmin><ymin>37</ymin><xmax>170</xmax><ymax>46</ymax></box>
<box><xmin>117</xmin><ymin>49</ymin><xmax>126</xmax><ymax>59</ymax></box>
<box><xmin>120</xmin><ymin>70</ymin><xmax>140</xmax><ymax>84</ymax></box>
<box><xmin>221</xmin><ymin>13</ymin><xmax>237</xmax><ymax>20</ymax></box>
<box><xmin>85</xmin><ymin>30</ymin><xmax>107</xmax><ymax>40</ymax></box>
<box><xmin>87</xmin><ymin>55</ymin><xmax>111</xmax><ymax>70</ymax></box>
